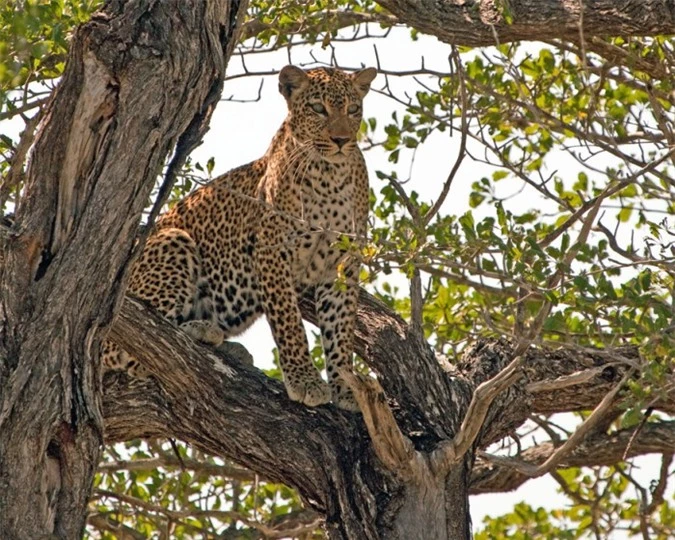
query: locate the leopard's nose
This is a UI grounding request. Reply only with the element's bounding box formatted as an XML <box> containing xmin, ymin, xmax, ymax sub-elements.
<box><xmin>331</xmin><ymin>137</ymin><xmax>350</xmax><ymax>149</ymax></box>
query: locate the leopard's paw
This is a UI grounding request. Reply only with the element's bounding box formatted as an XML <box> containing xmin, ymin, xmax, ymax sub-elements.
<box><xmin>285</xmin><ymin>373</ymin><xmax>331</xmax><ymax>407</ymax></box>
<box><xmin>333</xmin><ymin>388</ymin><xmax>360</xmax><ymax>412</ymax></box>
<box><xmin>181</xmin><ymin>320</ymin><xmax>225</xmax><ymax>347</ymax></box>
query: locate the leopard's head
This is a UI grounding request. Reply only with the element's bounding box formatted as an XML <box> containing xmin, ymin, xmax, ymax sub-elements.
<box><xmin>279</xmin><ymin>65</ymin><xmax>377</xmax><ymax>163</ymax></box>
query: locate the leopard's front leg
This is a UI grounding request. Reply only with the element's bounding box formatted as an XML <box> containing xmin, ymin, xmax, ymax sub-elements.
<box><xmin>315</xmin><ymin>261</ymin><xmax>360</xmax><ymax>412</ymax></box>
<box><xmin>253</xmin><ymin>225</ymin><xmax>331</xmax><ymax>407</ymax></box>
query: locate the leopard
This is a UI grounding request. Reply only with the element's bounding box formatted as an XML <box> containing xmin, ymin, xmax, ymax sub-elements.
<box><xmin>102</xmin><ymin>65</ymin><xmax>377</xmax><ymax>411</ymax></box>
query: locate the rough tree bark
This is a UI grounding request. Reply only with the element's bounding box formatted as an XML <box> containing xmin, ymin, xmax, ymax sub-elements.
<box><xmin>374</xmin><ymin>0</ymin><xmax>675</xmax><ymax>46</ymax></box>
<box><xmin>0</xmin><ymin>1</ymin><xmax>247</xmax><ymax>538</ymax></box>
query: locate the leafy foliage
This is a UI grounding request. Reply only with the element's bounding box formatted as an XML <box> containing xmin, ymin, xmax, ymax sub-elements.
<box><xmin>0</xmin><ymin>0</ymin><xmax>99</xmax><ymax>105</ymax></box>
<box><xmin>246</xmin><ymin>0</ymin><xmax>387</xmax><ymax>47</ymax></box>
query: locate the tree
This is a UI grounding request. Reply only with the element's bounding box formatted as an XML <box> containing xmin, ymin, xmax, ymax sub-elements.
<box><xmin>0</xmin><ymin>0</ymin><xmax>247</xmax><ymax>537</ymax></box>
<box><xmin>1</xmin><ymin>1</ymin><xmax>674</xmax><ymax>539</ymax></box>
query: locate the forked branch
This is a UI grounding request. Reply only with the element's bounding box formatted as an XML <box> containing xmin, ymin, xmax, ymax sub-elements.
<box><xmin>477</xmin><ymin>370</ymin><xmax>634</xmax><ymax>478</ymax></box>
<box><xmin>430</xmin><ymin>352</ymin><xmax>524</xmax><ymax>475</ymax></box>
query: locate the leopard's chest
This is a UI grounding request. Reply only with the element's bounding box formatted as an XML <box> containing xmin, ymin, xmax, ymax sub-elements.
<box><xmin>291</xmin><ymin>179</ymin><xmax>355</xmax><ymax>285</ymax></box>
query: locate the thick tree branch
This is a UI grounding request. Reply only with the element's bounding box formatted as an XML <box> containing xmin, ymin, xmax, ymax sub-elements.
<box><xmin>374</xmin><ymin>1</ymin><xmax>675</xmax><ymax>47</ymax></box>
<box><xmin>469</xmin><ymin>421</ymin><xmax>675</xmax><ymax>494</ymax></box>
<box><xmin>108</xmin><ymin>297</ymin><xmax>383</xmax><ymax>538</ymax></box>
<box><xmin>105</xmin><ymin>293</ymin><xmax>673</xmax><ymax>496</ymax></box>
<box><xmin>240</xmin><ymin>10</ymin><xmax>398</xmax><ymax>42</ymax></box>
<box><xmin>478</xmin><ymin>369</ymin><xmax>634</xmax><ymax>479</ymax></box>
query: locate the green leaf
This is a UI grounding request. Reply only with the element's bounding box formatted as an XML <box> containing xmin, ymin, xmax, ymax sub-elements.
<box><xmin>617</xmin><ymin>205</ymin><xmax>633</xmax><ymax>222</ymax></box>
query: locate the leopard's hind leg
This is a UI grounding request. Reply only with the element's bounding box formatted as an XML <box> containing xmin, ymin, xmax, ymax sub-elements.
<box><xmin>101</xmin><ymin>228</ymin><xmax>223</xmax><ymax>375</ymax></box>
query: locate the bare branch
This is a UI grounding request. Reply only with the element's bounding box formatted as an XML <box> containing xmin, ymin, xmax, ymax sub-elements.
<box><xmin>100</xmin><ymin>485</ymin><xmax>322</xmax><ymax>540</ymax></box>
<box><xmin>0</xmin><ymin>96</ymin><xmax>49</xmax><ymax>122</ymax></box>
<box><xmin>87</xmin><ymin>514</ymin><xmax>146</xmax><ymax>540</ymax></box>
<box><xmin>422</xmin><ymin>48</ymin><xmax>467</xmax><ymax>227</ymax></box>
<box><xmin>645</xmin><ymin>452</ymin><xmax>674</xmax><ymax>514</ymax></box>
<box><xmin>597</xmin><ymin>220</ymin><xmax>675</xmax><ymax>272</ymax></box>
<box><xmin>0</xmin><ymin>110</ymin><xmax>43</xmax><ymax>212</ymax></box>
<box><xmin>340</xmin><ymin>370</ymin><xmax>417</xmax><ymax>478</ymax></box>
<box><xmin>478</xmin><ymin>369</ymin><xmax>634</xmax><ymax>478</ymax></box>
<box><xmin>469</xmin><ymin>421</ymin><xmax>675</xmax><ymax>494</ymax></box>
<box><xmin>431</xmin><ymin>352</ymin><xmax>524</xmax><ymax>475</ymax></box>
<box><xmin>526</xmin><ymin>365</ymin><xmax>611</xmax><ymax>393</ymax></box>
<box><xmin>409</xmin><ymin>266</ymin><xmax>424</xmax><ymax>340</ymax></box>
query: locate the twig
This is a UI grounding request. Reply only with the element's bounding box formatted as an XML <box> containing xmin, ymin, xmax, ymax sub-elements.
<box><xmin>410</xmin><ymin>266</ymin><xmax>424</xmax><ymax>340</ymax></box>
<box><xmin>622</xmin><ymin>407</ymin><xmax>654</xmax><ymax>461</ymax></box>
<box><xmin>645</xmin><ymin>452</ymin><xmax>673</xmax><ymax>514</ymax></box>
<box><xmin>379</xmin><ymin>170</ymin><xmax>419</xmax><ymax>221</ymax></box>
<box><xmin>168</xmin><ymin>438</ymin><xmax>187</xmax><ymax>470</ymax></box>
<box><xmin>0</xmin><ymin>108</ymin><xmax>44</xmax><ymax>213</ymax></box>
<box><xmin>550</xmin><ymin>469</ymin><xmax>591</xmax><ymax>505</ymax></box>
<box><xmin>422</xmin><ymin>48</ymin><xmax>468</xmax><ymax>227</ymax></box>
<box><xmin>94</xmin><ymin>488</ymin><xmax>321</xmax><ymax>539</ymax></box>
<box><xmin>87</xmin><ymin>513</ymin><xmax>146</xmax><ymax>540</ymax></box>
<box><xmin>98</xmin><ymin>456</ymin><xmax>255</xmax><ymax>481</ymax></box>
<box><xmin>0</xmin><ymin>96</ymin><xmax>49</xmax><ymax>121</ymax></box>
<box><xmin>527</xmin><ymin>190</ymin><xmax>602</xmax><ymax>339</ymax></box>
<box><xmin>530</xmin><ymin>415</ymin><xmax>564</xmax><ymax>444</ymax></box>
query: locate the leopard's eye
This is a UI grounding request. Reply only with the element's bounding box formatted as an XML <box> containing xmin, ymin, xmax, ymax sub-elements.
<box><xmin>347</xmin><ymin>104</ymin><xmax>360</xmax><ymax>114</ymax></box>
<box><xmin>310</xmin><ymin>102</ymin><xmax>327</xmax><ymax>115</ymax></box>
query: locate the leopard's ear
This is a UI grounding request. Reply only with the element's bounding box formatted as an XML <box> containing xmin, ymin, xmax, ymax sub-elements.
<box><xmin>352</xmin><ymin>67</ymin><xmax>377</xmax><ymax>97</ymax></box>
<box><xmin>279</xmin><ymin>65</ymin><xmax>309</xmax><ymax>100</ymax></box>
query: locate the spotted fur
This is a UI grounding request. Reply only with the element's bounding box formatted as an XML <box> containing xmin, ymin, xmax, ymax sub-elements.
<box><xmin>102</xmin><ymin>66</ymin><xmax>377</xmax><ymax>410</ymax></box>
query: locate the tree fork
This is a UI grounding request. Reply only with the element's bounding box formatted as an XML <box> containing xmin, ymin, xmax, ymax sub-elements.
<box><xmin>0</xmin><ymin>1</ymin><xmax>247</xmax><ymax>538</ymax></box>
<box><xmin>107</xmin><ymin>299</ymin><xmax>479</xmax><ymax>540</ymax></box>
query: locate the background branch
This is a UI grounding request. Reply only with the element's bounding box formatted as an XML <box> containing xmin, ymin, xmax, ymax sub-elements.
<box><xmin>375</xmin><ymin>0</ymin><xmax>675</xmax><ymax>47</ymax></box>
<box><xmin>470</xmin><ymin>421</ymin><xmax>675</xmax><ymax>494</ymax></box>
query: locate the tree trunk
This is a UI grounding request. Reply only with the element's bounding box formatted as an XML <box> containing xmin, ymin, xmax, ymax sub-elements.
<box><xmin>0</xmin><ymin>1</ymin><xmax>247</xmax><ymax>538</ymax></box>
